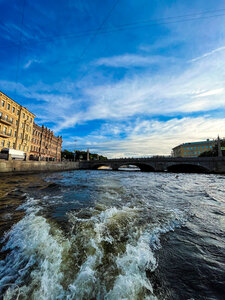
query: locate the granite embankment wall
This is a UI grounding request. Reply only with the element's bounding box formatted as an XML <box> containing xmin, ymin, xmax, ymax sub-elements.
<box><xmin>0</xmin><ymin>160</ymin><xmax>79</xmax><ymax>175</ymax></box>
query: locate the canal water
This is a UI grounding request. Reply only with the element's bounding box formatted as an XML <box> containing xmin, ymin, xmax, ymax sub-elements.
<box><xmin>0</xmin><ymin>170</ymin><xmax>224</xmax><ymax>299</ymax></box>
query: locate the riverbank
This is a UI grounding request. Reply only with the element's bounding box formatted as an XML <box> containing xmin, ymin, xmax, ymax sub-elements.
<box><xmin>0</xmin><ymin>160</ymin><xmax>79</xmax><ymax>175</ymax></box>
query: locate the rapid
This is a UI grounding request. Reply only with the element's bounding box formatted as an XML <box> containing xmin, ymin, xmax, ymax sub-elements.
<box><xmin>0</xmin><ymin>170</ymin><xmax>224</xmax><ymax>299</ymax></box>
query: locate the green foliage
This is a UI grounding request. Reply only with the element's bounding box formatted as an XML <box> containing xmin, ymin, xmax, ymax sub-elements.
<box><xmin>61</xmin><ymin>149</ymin><xmax>107</xmax><ymax>160</ymax></box>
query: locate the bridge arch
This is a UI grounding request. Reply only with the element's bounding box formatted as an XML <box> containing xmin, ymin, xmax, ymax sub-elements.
<box><xmin>117</xmin><ymin>162</ymin><xmax>155</xmax><ymax>172</ymax></box>
<box><xmin>91</xmin><ymin>163</ymin><xmax>112</xmax><ymax>170</ymax></box>
<box><xmin>167</xmin><ymin>163</ymin><xmax>210</xmax><ymax>173</ymax></box>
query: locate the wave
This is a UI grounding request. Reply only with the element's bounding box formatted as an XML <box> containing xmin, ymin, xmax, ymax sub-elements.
<box><xmin>0</xmin><ymin>194</ymin><xmax>187</xmax><ymax>300</ymax></box>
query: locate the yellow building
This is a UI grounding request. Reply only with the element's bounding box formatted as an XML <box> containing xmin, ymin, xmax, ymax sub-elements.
<box><xmin>172</xmin><ymin>139</ymin><xmax>218</xmax><ymax>157</ymax></box>
<box><xmin>0</xmin><ymin>91</ymin><xmax>35</xmax><ymax>156</ymax></box>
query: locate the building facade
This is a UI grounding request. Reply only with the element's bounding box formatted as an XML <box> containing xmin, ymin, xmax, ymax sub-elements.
<box><xmin>0</xmin><ymin>91</ymin><xmax>35</xmax><ymax>155</ymax></box>
<box><xmin>0</xmin><ymin>91</ymin><xmax>62</xmax><ymax>161</ymax></box>
<box><xmin>172</xmin><ymin>139</ymin><xmax>218</xmax><ymax>157</ymax></box>
<box><xmin>30</xmin><ymin>124</ymin><xmax>62</xmax><ymax>161</ymax></box>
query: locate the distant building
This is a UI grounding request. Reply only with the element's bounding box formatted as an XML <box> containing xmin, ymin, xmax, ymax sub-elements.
<box><xmin>172</xmin><ymin>139</ymin><xmax>219</xmax><ymax>157</ymax></box>
<box><xmin>0</xmin><ymin>91</ymin><xmax>35</xmax><ymax>155</ymax></box>
<box><xmin>30</xmin><ymin>124</ymin><xmax>62</xmax><ymax>161</ymax></box>
<box><xmin>0</xmin><ymin>91</ymin><xmax>62</xmax><ymax>161</ymax></box>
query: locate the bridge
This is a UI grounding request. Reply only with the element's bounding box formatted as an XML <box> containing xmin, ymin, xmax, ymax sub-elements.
<box><xmin>79</xmin><ymin>156</ymin><xmax>225</xmax><ymax>173</ymax></box>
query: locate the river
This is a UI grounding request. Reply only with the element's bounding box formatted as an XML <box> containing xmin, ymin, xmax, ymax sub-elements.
<box><xmin>0</xmin><ymin>170</ymin><xmax>224</xmax><ymax>299</ymax></box>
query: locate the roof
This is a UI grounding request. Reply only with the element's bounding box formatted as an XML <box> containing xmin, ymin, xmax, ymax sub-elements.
<box><xmin>172</xmin><ymin>139</ymin><xmax>223</xmax><ymax>150</ymax></box>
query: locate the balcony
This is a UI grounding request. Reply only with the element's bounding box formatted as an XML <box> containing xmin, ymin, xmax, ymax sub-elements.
<box><xmin>0</xmin><ymin>131</ymin><xmax>11</xmax><ymax>138</ymax></box>
<box><xmin>0</xmin><ymin>115</ymin><xmax>13</xmax><ymax>126</ymax></box>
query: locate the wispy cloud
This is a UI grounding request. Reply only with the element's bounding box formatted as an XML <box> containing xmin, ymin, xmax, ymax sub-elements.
<box><xmin>94</xmin><ymin>54</ymin><xmax>172</xmax><ymax>68</ymax></box>
<box><xmin>1</xmin><ymin>41</ymin><xmax>225</xmax><ymax>135</ymax></box>
<box><xmin>190</xmin><ymin>46</ymin><xmax>225</xmax><ymax>62</ymax></box>
<box><xmin>24</xmin><ymin>59</ymin><xmax>41</xmax><ymax>69</ymax></box>
<box><xmin>63</xmin><ymin>117</ymin><xmax>225</xmax><ymax>158</ymax></box>
<box><xmin>192</xmin><ymin>88</ymin><xmax>224</xmax><ymax>98</ymax></box>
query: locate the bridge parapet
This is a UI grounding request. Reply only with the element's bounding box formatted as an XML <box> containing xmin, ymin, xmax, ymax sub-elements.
<box><xmin>79</xmin><ymin>157</ymin><xmax>225</xmax><ymax>173</ymax></box>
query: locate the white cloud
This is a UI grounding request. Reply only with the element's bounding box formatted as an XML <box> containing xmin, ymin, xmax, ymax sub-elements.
<box><xmin>190</xmin><ymin>46</ymin><xmax>225</xmax><ymax>62</ymax></box>
<box><xmin>192</xmin><ymin>88</ymin><xmax>224</xmax><ymax>98</ymax></box>
<box><xmin>1</xmin><ymin>43</ymin><xmax>225</xmax><ymax>138</ymax></box>
<box><xmin>24</xmin><ymin>59</ymin><xmax>41</xmax><ymax>69</ymax></box>
<box><xmin>94</xmin><ymin>54</ymin><xmax>171</xmax><ymax>68</ymax></box>
<box><xmin>63</xmin><ymin>117</ymin><xmax>225</xmax><ymax>158</ymax></box>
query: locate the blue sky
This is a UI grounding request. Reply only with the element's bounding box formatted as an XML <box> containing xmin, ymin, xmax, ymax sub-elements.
<box><xmin>1</xmin><ymin>0</ymin><xmax>225</xmax><ymax>157</ymax></box>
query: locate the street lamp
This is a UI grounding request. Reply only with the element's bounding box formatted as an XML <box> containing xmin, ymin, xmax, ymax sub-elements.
<box><xmin>73</xmin><ymin>140</ymin><xmax>77</xmax><ymax>161</ymax></box>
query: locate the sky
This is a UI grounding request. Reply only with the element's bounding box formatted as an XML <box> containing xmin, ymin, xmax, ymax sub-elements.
<box><xmin>1</xmin><ymin>0</ymin><xmax>225</xmax><ymax>158</ymax></box>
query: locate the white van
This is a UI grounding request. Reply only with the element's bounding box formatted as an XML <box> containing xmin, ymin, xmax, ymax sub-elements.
<box><xmin>1</xmin><ymin>148</ymin><xmax>25</xmax><ymax>160</ymax></box>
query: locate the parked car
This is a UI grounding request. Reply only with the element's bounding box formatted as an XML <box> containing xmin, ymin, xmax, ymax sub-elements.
<box><xmin>0</xmin><ymin>148</ymin><xmax>25</xmax><ymax>160</ymax></box>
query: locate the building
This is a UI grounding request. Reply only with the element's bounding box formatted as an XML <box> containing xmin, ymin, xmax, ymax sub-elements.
<box><xmin>30</xmin><ymin>124</ymin><xmax>62</xmax><ymax>161</ymax></box>
<box><xmin>0</xmin><ymin>91</ymin><xmax>35</xmax><ymax>156</ymax></box>
<box><xmin>0</xmin><ymin>91</ymin><xmax>62</xmax><ymax>161</ymax></box>
<box><xmin>172</xmin><ymin>139</ymin><xmax>219</xmax><ymax>157</ymax></box>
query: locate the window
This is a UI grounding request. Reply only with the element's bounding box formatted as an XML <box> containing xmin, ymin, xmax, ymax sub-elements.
<box><xmin>13</xmin><ymin>143</ymin><xmax>15</xmax><ymax>149</ymax></box>
<box><xmin>20</xmin><ymin>133</ymin><xmax>23</xmax><ymax>139</ymax></box>
<box><xmin>194</xmin><ymin>147</ymin><xmax>196</xmax><ymax>149</ymax></box>
<box><xmin>198</xmin><ymin>146</ymin><xmax>200</xmax><ymax>149</ymax></box>
<box><xmin>23</xmin><ymin>113</ymin><xmax>25</xmax><ymax>118</ymax></box>
<box><xmin>184</xmin><ymin>152</ymin><xmax>186</xmax><ymax>155</ymax></box>
<box><xmin>19</xmin><ymin>144</ymin><xmax>21</xmax><ymax>150</ymax></box>
<box><xmin>191</xmin><ymin>147</ymin><xmax>193</xmax><ymax>150</ymax></box>
<box><xmin>202</xmin><ymin>146</ymin><xmax>204</xmax><ymax>149</ymax></box>
<box><xmin>209</xmin><ymin>146</ymin><xmax>212</xmax><ymax>148</ymax></box>
<box><xmin>206</xmin><ymin>146</ymin><xmax>208</xmax><ymax>149</ymax></box>
<box><xmin>14</xmin><ymin>131</ymin><xmax>17</xmax><ymax>137</ymax></box>
<box><xmin>16</xmin><ymin>120</ymin><xmax>18</xmax><ymax>125</ymax></box>
<box><xmin>0</xmin><ymin>112</ymin><xmax>2</xmax><ymax>117</ymax></box>
<box><xmin>17</xmin><ymin>110</ymin><xmax>19</xmax><ymax>115</ymax></box>
<box><xmin>31</xmin><ymin>145</ymin><xmax>33</xmax><ymax>151</ymax></box>
<box><xmin>195</xmin><ymin>151</ymin><xmax>197</xmax><ymax>154</ymax></box>
<box><xmin>5</xmin><ymin>115</ymin><xmax>8</xmax><ymax>121</ymax></box>
<box><xmin>30</xmin><ymin>117</ymin><xmax>32</xmax><ymax>122</ymax></box>
<box><xmin>12</xmin><ymin>107</ymin><xmax>15</xmax><ymax>113</ymax></box>
<box><xmin>1</xmin><ymin>100</ymin><xmax>5</xmax><ymax>107</ymax></box>
<box><xmin>21</xmin><ymin>123</ymin><xmax>23</xmax><ymax>128</ymax></box>
<box><xmin>3</xmin><ymin>126</ymin><xmax>7</xmax><ymax>134</ymax></box>
<box><xmin>7</xmin><ymin>103</ymin><xmax>10</xmax><ymax>110</ymax></box>
<box><xmin>27</xmin><ymin>115</ymin><xmax>29</xmax><ymax>120</ymax></box>
<box><xmin>7</xmin><ymin>141</ymin><xmax>10</xmax><ymax>148</ymax></box>
<box><xmin>199</xmin><ymin>151</ymin><xmax>200</xmax><ymax>154</ymax></box>
<box><xmin>1</xmin><ymin>140</ymin><xmax>5</xmax><ymax>147</ymax></box>
<box><xmin>9</xmin><ymin>129</ymin><xmax>12</xmax><ymax>136</ymax></box>
<box><xmin>10</xmin><ymin>117</ymin><xmax>13</xmax><ymax>123</ymax></box>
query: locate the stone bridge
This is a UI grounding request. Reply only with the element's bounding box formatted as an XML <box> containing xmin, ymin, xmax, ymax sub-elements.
<box><xmin>80</xmin><ymin>157</ymin><xmax>225</xmax><ymax>173</ymax></box>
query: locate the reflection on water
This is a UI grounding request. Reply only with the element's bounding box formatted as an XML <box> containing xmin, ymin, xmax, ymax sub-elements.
<box><xmin>0</xmin><ymin>171</ymin><xmax>225</xmax><ymax>299</ymax></box>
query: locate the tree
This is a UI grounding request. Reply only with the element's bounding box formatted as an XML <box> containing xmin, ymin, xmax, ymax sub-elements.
<box><xmin>199</xmin><ymin>139</ymin><xmax>225</xmax><ymax>157</ymax></box>
<box><xmin>61</xmin><ymin>149</ymin><xmax>107</xmax><ymax>160</ymax></box>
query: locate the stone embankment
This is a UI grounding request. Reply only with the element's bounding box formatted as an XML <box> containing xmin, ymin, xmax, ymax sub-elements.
<box><xmin>0</xmin><ymin>160</ymin><xmax>79</xmax><ymax>175</ymax></box>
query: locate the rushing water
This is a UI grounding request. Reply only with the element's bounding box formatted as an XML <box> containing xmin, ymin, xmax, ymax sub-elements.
<box><xmin>0</xmin><ymin>170</ymin><xmax>224</xmax><ymax>300</ymax></box>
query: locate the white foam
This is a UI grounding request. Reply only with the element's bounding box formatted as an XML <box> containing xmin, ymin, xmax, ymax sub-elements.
<box><xmin>0</xmin><ymin>197</ymin><xmax>70</xmax><ymax>300</ymax></box>
<box><xmin>107</xmin><ymin>231</ymin><xmax>157</xmax><ymax>300</ymax></box>
<box><xmin>1</xmin><ymin>193</ymin><xmax>187</xmax><ymax>299</ymax></box>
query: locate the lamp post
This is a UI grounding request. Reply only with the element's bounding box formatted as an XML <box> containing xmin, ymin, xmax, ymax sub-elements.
<box><xmin>73</xmin><ymin>140</ymin><xmax>77</xmax><ymax>161</ymax></box>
